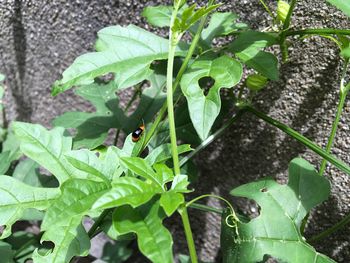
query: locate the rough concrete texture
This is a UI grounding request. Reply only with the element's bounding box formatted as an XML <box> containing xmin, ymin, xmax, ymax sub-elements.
<box><xmin>0</xmin><ymin>0</ymin><xmax>350</xmax><ymax>262</ymax></box>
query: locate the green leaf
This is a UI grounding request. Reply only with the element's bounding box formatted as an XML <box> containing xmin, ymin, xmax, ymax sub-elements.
<box><xmin>12</xmin><ymin>159</ymin><xmax>59</xmax><ymax>188</ymax></box>
<box><xmin>221</xmin><ymin>158</ymin><xmax>334</xmax><ymax>262</ymax></box>
<box><xmin>145</xmin><ymin>143</ymin><xmax>192</xmax><ymax>165</ymax></box>
<box><xmin>120</xmin><ymin>156</ymin><xmax>164</xmax><ymax>189</ymax></box>
<box><xmin>6</xmin><ymin>231</ymin><xmax>37</xmax><ymax>263</ymax></box>
<box><xmin>160</xmin><ymin>191</ymin><xmax>184</xmax><ymax>216</ymax></box>
<box><xmin>0</xmin><ymin>74</ymin><xmax>5</xmax><ymax>82</ymax></box>
<box><xmin>113</xmin><ymin>200</ymin><xmax>173</xmax><ymax>263</ymax></box>
<box><xmin>42</xmin><ymin>179</ymin><xmax>110</xmax><ymax>229</ymax></box>
<box><xmin>64</xmin><ymin>147</ymin><xmax>122</xmax><ymax>181</ymax></box>
<box><xmin>229</xmin><ymin>31</ymin><xmax>279</xmax><ymax>80</ymax></box>
<box><xmin>153</xmin><ymin>163</ymin><xmax>174</xmax><ymax>186</ymax></box>
<box><xmin>2</xmin><ymin>126</ymin><xmax>21</xmax><ymax>162</ymax></box>
<box><xmin>0</xmin><ymin>151</ymin><xmax>11</xmax><ymax>175</ymax></box>
<box><xmin>0</xmin><ymin>176</ymin><xmax>59</xmax><ymax>239</ymax></box>
<box><xmin>100</xmin><ymin>241</ymin><xmax>133</xmax><ymax>263</ymax></box>
<box><xmin>201</xmin><ymin>12</ymin><xmax>248</xmax><ymax>47</ymax></box>
<box><xmin>181</xmin><ymin>55</ymin><xmax>242</xmax><ymax>140</ymax></box>
<box><xmin>93</xmin><ymin>177</ymin><xmax>160</xmax><ymax>209</ymax></box>
<box><xmin>12</xmin><ymin>122</ymin><xmax>73</xmax><ymax>184</ymax></box>
<box><xmin>341</xmin><ymin>47</ymin><xmax>350</xmax><ymax>58</ymax></box>
<box><xmin>326</xmin><ymin>0</ymin><xmax>350</xmax><ymax>17</ymax></box>
<box><xmin>171</xmin><ymin>174</ymin><xmax>191</xmax><ymax>193</ymax></box>
<box><xmin>0</xmin><ymin>241</ymin><xmax>14</xmax><ymax>263</ymax></box>
<box><xmin>52</xmin><ymin>25</ymin><xmax>188</xmax><ymax>95</ymax></box>
<box><xmin>142</xmin><ymin>5</ymin><xmax>174</xmax><ymax>28</ymax></box>
<box><xmin>53</xmin><ymin>82</ymin><xmax>125</xmax><ymax>149</ymax></box>
<box><xmin>32</xmin><ymin>217</ymin><xmax>90</xmax><ymax>263</ymax></box>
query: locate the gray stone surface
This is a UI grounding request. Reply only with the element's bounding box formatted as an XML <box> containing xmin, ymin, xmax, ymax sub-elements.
<box><xmin>1</xmin><ymin>0</ymin><xmax>350</xmax><ymax>262</ymax></box>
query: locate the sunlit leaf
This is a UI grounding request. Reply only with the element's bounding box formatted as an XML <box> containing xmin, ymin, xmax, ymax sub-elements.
<box><xmin>160</xmin><ymin>191</ymin><xmax>184</xmax><ymax>216</ymax></box>
<box><xmin>180</xmin><ymin>55</ymin><xmax>242</xmax><ymax>140</ymax></box>
<box><xmin>113</xmin><ymin>200</ymin><xmax>173</xmax><ymax>263</ymax></box>
<box><xmin>52</xmin><ymin>25</ymin><xmax>188</xmax><ymax>95</ymax></box>
<box><xmin>13</xmin><ymin>122</ymin><xmax>73</xmax><ymax>184</ymax></box>
<box><xmin>145</xmin><ymin>143</ymin><xmax>192</xmax><ymax>165</ymax></box>
<box><xmin>326</xmin><ymin>0</ymin><xmax>350</xmax><ymax>17</ymax></box>
<box><xmin>0</xmin><ymin>176</ymin><xmax>59</xmax><ymax>239</ymax></box>
<box><xmin>32</xmin><ymin>217</ymin><xmax>90</xmax><ymax>263</ymax></box>
<box><xmin>93</xmin><ymin>177</ymin><xmax>160</xmax><ymax>209</ymax></box>
<box><xmin>221</xmin><ymin>158</ymin><xmax>334</xmax><ymax>262</ymax></box>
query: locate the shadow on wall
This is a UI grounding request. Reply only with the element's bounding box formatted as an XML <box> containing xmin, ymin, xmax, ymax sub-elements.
<box><xmin>11</xmin><ymin>0</ymin><xmax>32</xmax><ymax>121</ymax></box>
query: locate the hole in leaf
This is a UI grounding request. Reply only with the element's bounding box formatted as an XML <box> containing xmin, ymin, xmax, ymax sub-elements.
<box><xmin>260</xmin><ymin>187</ymin><xmax>268</xmax><ymax>192</ymax></box>
<box><xmin>0</xmin><ymin>225</ymin><xmax>6</xmax><ymax>236</ymax></box>
<box><xmin>37</xmin><ymin>241</ymin><xmax>55</xmax><ymax>256</ymax></box>
<box><xmin>198</xmin><ymin>76</ymin><xmax>215</xmax><ymax>96</ymax></box>
<box><xmin>24</xmin><ymin>259</ymin><xmax>33</xmax><ymax>263</ymax></box>
<box><xmin>258</xmin><ymin>254</ymin><xmax>281</xmax><ymax>263</ymax></box>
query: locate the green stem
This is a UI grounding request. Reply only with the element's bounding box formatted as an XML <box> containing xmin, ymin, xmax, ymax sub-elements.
<box><xmin>285</xmin><ymin>28</ymin><xmax>350</xmax><ymax>37</ymax></box>
<box><xmin>309</xmin><ymin>212</ymin><xmax>350</xmax><ymax>243</ymax></box>
<box><xmin>178</xmin><ymin>205</ymin><xmax>198</xmax><ymax>263</ymax></box>
<box><xmin>167</xmin><ymin>11</ymin><xmax>181</xmax><ymax>176</ymax></box>
<box><xmin>179</xmin><ymin>110</ymin><xmax>244</xmax><ymax>167</ymax></box>
<box><xmin>186</xmin><ymin>194</ymin><xmax>238</xmax><ymax>221</ymax></box>
<box><xmin>88</xmin><ymin>209</ymin><xmax>111</xmax><ymax>238</ymax></box>
<box><xmin>244</xmin><ymin>105</ymin><xmax>350</xmax><ymax>175</ymax></box>
<box><xmin>258</xmin><ymin>0</ymin><xmax>274</xmax><ymax>19</ymax></box>
<box><xmin>279</xmin><ymin>0</ymin><xmax>297</xmax><ymax>61</ymax></box>
<box><xmin>188</xmin><ymin>203</ymin><xmax>223</xmax><ymax>214</ymax></box>
<box><xmin>143</xmin><ymin>0</ymin><xmax>215</xmax><ymax>150</ymax></box>
<box><xmin>319</xmin><ymin>59</ymin><xmax>349</xmax><ymax>176</ymax></box>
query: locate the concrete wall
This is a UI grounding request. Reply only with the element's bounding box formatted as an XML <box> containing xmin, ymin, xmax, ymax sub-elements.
<box><xmin>0</xmin><ymin>0</ymin><xmax>349</xmax><ymax>262</ymax></box>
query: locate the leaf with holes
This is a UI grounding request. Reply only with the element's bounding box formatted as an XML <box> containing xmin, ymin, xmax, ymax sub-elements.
<box><xmin>32</xmin><ymin>216</ymin><xmax>90</xmax><ymax>263</ymax></box>
<box><xmin>0</xmin><ymin>176</ymin><xmax>59</xmax><ymax>239</ymax></box>
<box><xmin>228</xmin><ymin>31</ymin><xmax>279</xmax><ymax>80</ymax></box>
<box><xmin>221</xmin><ymin>158</ymin><xmax>335</xmax><ymax>263</ymax></box>
<box><xmin>53</xmin><ymin>82</ymin><xmax>125</xmax><ymax>149</ymax></box>
<box><xmin>12</xmin><ymin>122</ymin><xmax>74</xmax><ymax>184</ymax></box>
<box><xmin>327</xmin><ymin>0</ymin><xmax>350</xmax><ymax>17</ymax></box>
<box><xmin>113</xmin><ymin>199</ymin><xmax>173</xmax><ymax>263</ymax></box>
<box><xmin>180</xmin><ymin>54</ymin><xmax>242</xmax><ymax>140</ymax></box>
<box><xmin>52</xmin><ymin>25</ymin><xmax>188</xmax><ymax>95</ymax></box>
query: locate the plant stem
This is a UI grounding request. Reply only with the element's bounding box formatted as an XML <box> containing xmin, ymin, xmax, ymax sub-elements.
<box><xmin>188</xmin><ymin>203</ymin><xmax>223</xmax><ymax>214</ymax></box>
<box><xmin>178</xmin><ymin>205</ymin><xmax>198</xmax><ymax>263</ymax></box>
<box><xmin>88</xmin><ymin>209</ymin><xmax>111</xmax><ymax>238</ymax></box>
<box><xmin>167</xmin><ymin>10</ymin><xmax>181</xmax><ymax>176</ymax></box>
<box><xmin>309</xmin><ymin>212</ymin><xmax>350</xmax><ymax>243</ymax></box>
<box><xmin>179</xmin><ymin>110</ymin><xmax>244</xmax><ymax>167</ymax></box>
<box><xmin>319</xmin><ymin>59</ymin><xmax>349</xmax><ymax>175</ymax></box>
<box><xmin>143</xmin><ymin>0</ymin><xmax>215</xmax><ymax>150</ymax></box>
<box><xmin>285</xmin><ymin>28</ymin><xmax>350</xmax><ymax>37</ymax></box>
<box><xmin>258</xmin><ymin>0</ymin><xmax>274</xmax><ymax>20</ymax></box>
<box><xmin>244</xmin><ymin>105</ymin><xmax>350</xmax><ymax>175</ymax></box>
<box><xmin>279</xmin><ymin>0</ymin><xmax>297</xmax><ymax>61</ymax></box>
